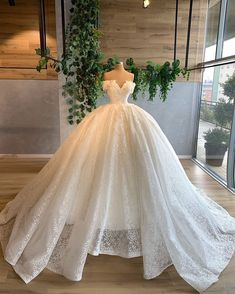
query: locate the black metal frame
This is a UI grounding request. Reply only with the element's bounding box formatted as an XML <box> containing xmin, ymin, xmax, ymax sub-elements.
<box><xmin>191</xmin><ymin>55</ymin><xmax>235</xmax><ymax>70</ymax></box>
<box><xmin>0</xmin><ymin>0</ymin><xmax>214</xmax><ymax>72</ymax></box>
<box><xmin>185</xmin><ymin>0</ymin><xmax>193</xmax><ymax>68</ymax></box>
<box><xmin>174</xmin><ymin>0</ymin><xmax>193</xmax><ymax>67</ymax></box>
<box><xmin>190</xmin><ymin>0</ymin><xmax>235</xmax><ymax>192</ymax></box>
<box><xmin>61</xmin><ymin>0</ymin><xmax>66</xmax><ymax>57</ymax></box>
<box><xmin>8</xmin><ymin>0</ymin><xmax>15</xmax><ymax>6</ymax></box>
<box><xmin>174</xmin><ymin>0</ymin><xmax>178</xmax><ymax>61</ymax></box>
<box><xmin>58</xmin><ymin>0</ymin><xmax>189</xmax><ymax>65</ymax></box>
<box><xmin>39</xmin><ymin>0</ymin><xmax>46</xmax><ymax>57</ymax></box>
<box><xmin>0</xmin><ymin>0</ymin><xmax>47</xmax><ymax>69</ymax></box>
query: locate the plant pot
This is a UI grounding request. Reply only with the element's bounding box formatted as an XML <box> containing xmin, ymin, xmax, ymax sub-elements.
<box><xmin>204</xmin><ymin>142</ymin><xmax>228</xmax><ymax>167</ymax></box>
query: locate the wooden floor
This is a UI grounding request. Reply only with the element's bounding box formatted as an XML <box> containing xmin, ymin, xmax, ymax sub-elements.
<box><xmin>0</xmin><ymin>157</ymin><xmax>235</xmax><ymax>294</ymax></box>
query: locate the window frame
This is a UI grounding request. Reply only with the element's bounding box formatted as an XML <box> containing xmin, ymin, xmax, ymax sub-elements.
<box><xmin>191</xmin><ymin>0</ymin><xmax>235</xmax><ymax>192</ymax></box>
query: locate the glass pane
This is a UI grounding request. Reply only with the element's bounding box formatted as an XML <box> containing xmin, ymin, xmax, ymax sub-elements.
<box><xmin>0</xmin><ymin>0</ymin><xmax>40</xmax><ymax>68</ymax></box>
<box><xmin>204</xmin><ymin>0</ymin><xmax>221</xmax><ymax>62</ymax></box>
<box><xmin>222</xmin><ymin>0</ymin><xmax>235</xmax><ymax>57</ymax></box>
<box><xmin>196</xmin><ymin>63</ymin><xmax>235</xmax><ymax>181</ymax></box>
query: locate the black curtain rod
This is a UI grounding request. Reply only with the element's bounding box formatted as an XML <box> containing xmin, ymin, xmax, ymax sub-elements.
<box><xmin>61</xmin><ymin>0</ymin><xmax>66</xmax><ymax>57</ymax></box>
<box><xmin>185</xmin><ymin>0</ymin><xmax>193</xmax><ymax>69</ymax></box>
<box><xmin>190</xmin><ymin>55</ymin><xmax>235</xmax><ymax>71</ymax></box>
<box><xmin>174</xmin><ymin>0</ymin><xmax>179</xmax><ymax>61</ymax></box>
<box><xmin>8</xmin><ymin>0</ymin><xmax>15</xmax><ymax>6</ymax></box>
<box><xmin>38</xmin><ymin>0</ymin><xmax>47</xmax><ymax>60</ymax></box>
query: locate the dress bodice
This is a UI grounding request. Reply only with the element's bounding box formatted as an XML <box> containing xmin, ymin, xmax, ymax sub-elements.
<box><xmin>103</xmin><ymin>80</ymin><xmax>136</xmax><ymax>104</ymax></box>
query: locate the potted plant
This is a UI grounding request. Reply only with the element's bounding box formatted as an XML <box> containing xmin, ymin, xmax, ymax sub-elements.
<box><xmin>203</xmin><ymin>127</ymin><xmax>230</xmax><ymax>166</ymax></box>
<box><xmin>203</xmin><ymin>94</ymin><xmax>233</xmax><ymax>167</ymax></box>
<box><xmin>214</xmin><ymin>98</ymin><xmax>234</xmax><ymax>129</ymax></box>
<box><xmin>203</xmin><ymin>97</ymin><xmax>233</xmax><ymax>166</ymax></box>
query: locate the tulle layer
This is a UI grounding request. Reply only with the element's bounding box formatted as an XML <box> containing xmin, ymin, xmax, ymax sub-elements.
<box><xmin>1</xmin><ymin>103</ymin><xmax>235</xmax><ymax>292</ymax></box>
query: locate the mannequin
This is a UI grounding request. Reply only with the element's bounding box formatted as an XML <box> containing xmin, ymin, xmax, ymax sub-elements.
<box><xmin>103</xmin><ymin>62</ymin><xmax>134</xmax><ymax>87</ymax></box>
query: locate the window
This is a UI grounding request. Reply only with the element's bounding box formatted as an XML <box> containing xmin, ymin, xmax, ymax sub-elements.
<box><xmin>222</xmin><ymin>0</ymin><xmax>235</xmax><ymax>57</ymax></box>
<box><xmin>204</xmin><ymin>0</ymin><xmax>221</xmax><ymax>62</ymax></box>
<box><xmin>193</xmin><ymin>0</ymin><xmax>235</xmax><ymax>192</ymax></box>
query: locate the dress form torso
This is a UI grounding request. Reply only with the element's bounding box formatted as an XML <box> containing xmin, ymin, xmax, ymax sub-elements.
<box><xmin>103</xmin><ymin>62</ymin><xmax>134</xmax><ymax>87</ymax></box>
<box><xmin>102</xmin><ymin>80</ymin><xmax>136</xmax><ymax>104</ymax></box>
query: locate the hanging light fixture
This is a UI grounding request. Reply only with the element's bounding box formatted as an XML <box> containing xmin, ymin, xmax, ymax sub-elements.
<box><xmin>143</xmin><ymin>0</ymin><xmax>150</xmax><ymax>8</ymax></box>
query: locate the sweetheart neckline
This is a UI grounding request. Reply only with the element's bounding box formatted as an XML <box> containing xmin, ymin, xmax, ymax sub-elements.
<box><xmin>103</xmin><ymin>80</ymin><xmax>135</xmax><ymax>90</ymax></box>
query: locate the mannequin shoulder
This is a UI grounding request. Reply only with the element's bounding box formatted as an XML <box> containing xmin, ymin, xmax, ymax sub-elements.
<box><xmin>103</xmin><ymin>71</ymin><xmax>112</xmax><ymax>80</ymax></box>
<box><xmin>127</xmin><ymin>72</ymin><xmax>135</xmax><ymax>81</ymax></box>
<box><xmin>103</xmin><ymin>70</ymin><xmax>134</xmax><ymax>81</ymax></box>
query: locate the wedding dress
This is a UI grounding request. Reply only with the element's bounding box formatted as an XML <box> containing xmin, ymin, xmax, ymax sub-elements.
<box><xmin>1</xmin><ymin>79</ymin><xmax>235</xmax><ymax>293</ymax></box>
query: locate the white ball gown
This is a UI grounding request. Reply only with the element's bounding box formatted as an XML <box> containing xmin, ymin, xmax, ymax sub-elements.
<box><xmin>1</xmin><ymin>79</ymin><xmax>235</xmax><ymax>292</ymax></box>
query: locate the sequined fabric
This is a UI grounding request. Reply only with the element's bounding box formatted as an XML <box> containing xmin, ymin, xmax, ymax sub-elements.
<box><xmin>1</xmin><ymin>80</ymin><xmax>235</xmax><ymax>293</ymax></box>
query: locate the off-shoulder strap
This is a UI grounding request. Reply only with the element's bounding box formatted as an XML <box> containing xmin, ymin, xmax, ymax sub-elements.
<box><xmin>129</xmin><ymin>81</ymin><xmax>136</xmax><ymax>94</ymax></box>
<box><xmin>102</xmin><ymin>80</ymin><xmax>110</xmax><ymax>91</ymax></box>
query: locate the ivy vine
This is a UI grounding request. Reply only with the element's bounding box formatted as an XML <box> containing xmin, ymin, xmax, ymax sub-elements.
<box><xmin>125</xmin><ymin>58</ymin><xmax>189</xmax><ymax>101</ymax></box>
<box><xmin>36</xmin><ymin>0</ymin><xmax>189</xmax><ymax>124</ymax></box>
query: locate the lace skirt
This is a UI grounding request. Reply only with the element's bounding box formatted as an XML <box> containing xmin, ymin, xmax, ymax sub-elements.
<box><xmin>1</xmin><ymin>103</ymin><xmax>235</xmax><ymax>293</ymax></box>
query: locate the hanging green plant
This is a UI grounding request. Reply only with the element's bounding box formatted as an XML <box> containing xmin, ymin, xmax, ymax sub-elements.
<box><xmin>36</xmin><ymin>0</ymin><xmax>104</xmax><ymax>125</ymax></box>
<box><xmin>125</xmin><ymin>58</ymin><xmax>189</xmax><ymax>101</ymax></box>
<box><xmin>35</xmin><ymin>0</ymin><xmax>189</xmax><ymax>124</ymax></box>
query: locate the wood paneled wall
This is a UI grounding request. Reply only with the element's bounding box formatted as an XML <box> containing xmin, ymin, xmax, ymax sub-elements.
<box><xmin>0</xmin><ymin>0</ymin><xmax>57</xmax><ymax>80</ymax></box>
<box><xmin>0</xmin><ymin>0</ymin><xmax>207</xmax><ymax>81</ymax></box>
<box><xmin>100</xmin><ymin>0</ymin><xmax>207</xmax><ymax>81</ymax></box>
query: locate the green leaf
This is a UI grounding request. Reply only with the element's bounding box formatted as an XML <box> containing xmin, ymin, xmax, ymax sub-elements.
<box><xmin>36</xmin><ymin>65</ymin><xmax>41</xmax><ymax>72</ymax></box>
<box><xmin>34</xmin><ymin>0</ymin><xmax>188</xmax><ymax>125</ymax></box>
<box><xmin>45</xmin><ymin>47</ymin><xmax>51</xmax><ymax>55</ymax></box>
<box><xmin>35</xmin><ymin>48</ymin><xmax>41</xmax><ymax>56</ymax></box>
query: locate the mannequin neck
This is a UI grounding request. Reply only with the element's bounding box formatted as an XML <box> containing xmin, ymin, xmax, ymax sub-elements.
<box><xmin>114</xmin><ymin>62</ymin><xmax>125</xmax><ymax>71</ymax></box>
